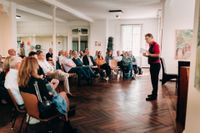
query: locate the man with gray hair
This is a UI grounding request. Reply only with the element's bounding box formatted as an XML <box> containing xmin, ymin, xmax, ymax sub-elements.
<box><xmin>4</xmin><ymin>56</ymin><xmax>24</xmax><ymax>110</ymax></box>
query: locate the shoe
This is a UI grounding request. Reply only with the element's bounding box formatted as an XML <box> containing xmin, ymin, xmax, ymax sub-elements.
<box><xmin>147</xmin><ymin>94</ymin><xmax>153</xmax><ymax>97</ymax></box>
<box><xmin>146</xmin><ymin>96</ymin><xmax>157</xmax><ymax>101</ymax></box>
<box><xmin>26</xmin><ymin>114</ymin><xmax>40</xmax><ymax>125</ymax></box>
<box><xmin>104</xmin><ymin>77</ymin><xmax>109</xmax><ymax>81</ymax></box>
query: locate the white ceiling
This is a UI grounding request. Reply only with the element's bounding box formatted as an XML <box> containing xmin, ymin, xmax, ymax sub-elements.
<box><xmin>14</xmin><ymin>0</ymin><xmax>163</xmax><ymax>22</ymax></box>
<box><xmin>57</xmin><ymin>0</ymin><xmax>163</xmax><ymax>19</ymax></box>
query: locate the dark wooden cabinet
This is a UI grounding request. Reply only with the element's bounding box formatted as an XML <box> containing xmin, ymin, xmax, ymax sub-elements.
<box><xmin>176</xmin><ymin>61</ymin><xmax>190</xmax><ymax>133</ymax></box>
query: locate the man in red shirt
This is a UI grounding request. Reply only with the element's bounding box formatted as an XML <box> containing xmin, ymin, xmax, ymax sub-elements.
<box><xmin>143</xmin><ymin>33</ymin><xmax>161</xmax><ymax>101</ymax></box>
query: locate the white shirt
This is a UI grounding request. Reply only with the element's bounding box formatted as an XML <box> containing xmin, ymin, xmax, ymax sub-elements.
<box><xmin>61</xmin><ymin>57</ymin><xmax>76</xmax><ymax>72</ymax></box>
<box><xmin>87</xmin><ymin>56</ymin><xmax>93</xmax><ymax>66</ymax></box>
<box><xmin>38</xmin><ymin>60</ymin><xmax>55</xmax><ymax>74</ymax></box>
<box><xmin>4</xmin><ymin>69</ymin><xmax>24</xmax><ymax>105</ymax></box>
<box><xmin>114</xmin><ymin>55</ymin><xmax>122</xmax><ymax>62</ymax></box>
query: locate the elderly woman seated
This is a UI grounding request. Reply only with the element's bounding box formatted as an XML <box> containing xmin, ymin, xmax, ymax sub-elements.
<box><xmin>121</xmin><ymin>52</ymin><xmax>135</xmax><ymax>79</ymax></box>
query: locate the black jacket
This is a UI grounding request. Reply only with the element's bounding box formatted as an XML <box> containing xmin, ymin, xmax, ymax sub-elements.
<box><xmin>82</xmin><ymin>55</ymin><xmax>96</xmax><ymax>66</ymax></box>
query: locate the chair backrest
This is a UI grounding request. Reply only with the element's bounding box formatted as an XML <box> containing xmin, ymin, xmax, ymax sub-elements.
<box><xmin>20</xmin><ymin>92</ymin><xmax>40</xmax><ymax>119</ymax></box>
<box><xmin>160</xmin><ymin>58</ymin><xmax>166</xmax><ymax>74</ymax></box>
<box><xmin>109</xmin><ymin>59</ymin><xmax>118</xmax><ymax>69</ymax></box>
<box><xmin>8</xmin><ymin>89</ymin><xmax>25</xmax><ymax>113</ymax></box>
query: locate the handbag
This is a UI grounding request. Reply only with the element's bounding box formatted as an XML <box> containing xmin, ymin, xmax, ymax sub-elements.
<box><xmin>45</xmin><ymin>83</ymin><xmax>67</xmax><ymax>115</ymax></box>
<box><xmin>33</xmin><ymin>81</ymin><xmax>53</xmax><ymax>118</ymax></box>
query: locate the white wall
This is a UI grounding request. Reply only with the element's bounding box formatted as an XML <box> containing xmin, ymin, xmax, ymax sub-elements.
<box><xmin>0</xmin><ymin>1</ymin><xmax>17</xmax><ymax>56</ymax></box>
<box><xmin>107</xmin><ymin>18</ymin><xmax>158</xmax><ymax>66</ymax></box>
<box><xmin>162</xmin><ymin>0</ymin><xmax>196</xmax><ymax>73</ymax></box>
<box><xmin>89</xmin><ymin>18</ymin><xmax>158</xmax><ymax>66</ymax></box>
<box><xmin>185</xmin><ymin>0</ymin><xmax>200</xmax><ymax>132</ymax></box>
<box><xmin>17</xmin><ymin>21</ymin><xmax>69</xmax><ymax>36</ymax></box>
<box><xmin>19</xmin><ymin>36</ymin><xmax>66</xmax><ymax>55</ymax></box>
<box><xmin>89</xmin><ymin>20</ymin><xmax>107</xmax><ymax>56</ymax></box>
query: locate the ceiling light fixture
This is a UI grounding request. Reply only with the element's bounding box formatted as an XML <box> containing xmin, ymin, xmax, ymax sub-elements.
<box><xmin>109</xmin><ymin>10</ymin><xmax>123</xmax><ymax>19</ymax></box>
<box><xmin>16</xmin><ymin>15</ymin><xmax>21</xmax><ymax>19</ymax></box>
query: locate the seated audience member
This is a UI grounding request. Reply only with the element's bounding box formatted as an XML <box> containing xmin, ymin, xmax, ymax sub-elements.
<box><xmin>4</xmin><ymin>56</ymin><xmax>24</xmax><ymax>110</ymax></box>
<box><xmin>0</xmin><ymin>58</ymin><xmax>8</xmax><ymax>104</ymax></box>
<box><xmin>72</xmin><ymin>51</ymin><xmax>84</xmax><ymax>66</ymax></box>
<box><xmin>18</xmin><ymin>57</ymin><xmax>76</xmax><ymax>132</ymax></box>
<box><xmin>79</xmin><ymin>50</ymin><xmax>84</xmax><ymax>60</ymax></box>
<box><xmin>8</xmin><ymin>49</ymin><xmax>16</xmax><ymax>57</ymax></box>
<box><xmin>95</xmin><ymin>51</ymin><xmax>111</xmax><ymax>80</ymax></box>
<box><xmin>46</xmin><ymin>48</ymin><xmax>53</xmax><ymax>61</ymax></box>
<box><xmin>0</xmin><ymin>70</ymin><xmax>8</xmax><ymax>105</ymax></box>
<box><xmin>59</xmin><ymin>51</ymin><xmax>92</xmax><ymax>81</ymax></box>
<box><xmin>121</xmin><ymin>52</ymin><xmax>134</xmax><ymax>79</ymax></box>
<box><xmin>3</xmin><ymin>49</ymin><xmax>17</xmax><ymax>73</ymax></box>
<box><xmin>83</xmin><ymin>49</ymin><xmax>96</xmax><ymax>66</ymax></box>
<box><xmin>93</xmin><ymin>50</ymin><xmax>99</xmax><ymax>60</ymax></box>
<box><xmin>29</xmin><ymin>51</ymin><xmax>52</xmax><ymax>79</ymax></box>
<box><xmin>114</xmin><ymin>50</ymin><xmax>123</xmax><ymax>68</ymax></box>
<box><xmin>0</xmin><ymin>55</ymin><xmax>3</xmax><ymax>72</ymax></box>
<box><xmin>72</xmin><ymin>51</ymin><xmax>96</xmax><ymax>78</ymax></box>
<box><xmin>105</xmin><ymin>50</ymin><xmax>113</xmax><ymax>64</ymax></box>
<box><xmin>37</xmin><ymin>50</ymin><xmax>72</xmax><ymax>96</ymax></box>
<box><xmin>128</xmin><ymin>51</ymin><xmax>143</xmax><ymax>75</ymax></box>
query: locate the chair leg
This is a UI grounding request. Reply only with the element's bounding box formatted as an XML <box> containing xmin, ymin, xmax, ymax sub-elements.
<box><xmin>11</xmin><ymin>111</ymin><xmax>17</xmax><ymax>130</ymax></box>
<box><xmin>19</xmin><ymin>113</ymin><xmax>26</xmax><ymax>133</ymax></box>
<box><xmin>25</xmin><ymin>115</ymin><xmax>30</xmax><ymax>133</ymax></box>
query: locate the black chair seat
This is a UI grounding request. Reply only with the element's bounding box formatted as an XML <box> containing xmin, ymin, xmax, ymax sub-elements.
<box><xmin>160</xmin><ymin>58</ymin><xmax>178</xmax><ymax>85</ymax></box>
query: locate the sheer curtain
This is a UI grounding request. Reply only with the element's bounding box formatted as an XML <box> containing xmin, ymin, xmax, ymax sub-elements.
<box><xmin>121</xmin><ymin>24</ymin><xmax>142</xmax><ymax>57</ymax></box>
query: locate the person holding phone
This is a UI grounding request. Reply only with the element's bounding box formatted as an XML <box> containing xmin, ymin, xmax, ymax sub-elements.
<box><xmin>143</xmin><ymin>33</ymin><xmax>161</xmax><ymax>101</ymax></box>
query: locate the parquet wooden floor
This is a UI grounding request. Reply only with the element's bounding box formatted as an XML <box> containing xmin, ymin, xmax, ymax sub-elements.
<box><xmin>0</xmin><ymin>71</ymin><xmax>177</xmax><ymax>133</ymax></box>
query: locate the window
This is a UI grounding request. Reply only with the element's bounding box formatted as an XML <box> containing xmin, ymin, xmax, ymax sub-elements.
<box><xmin>121</xmin><ymin>24</ymin><xmax>142</xmax><ymax>56</ymax></box>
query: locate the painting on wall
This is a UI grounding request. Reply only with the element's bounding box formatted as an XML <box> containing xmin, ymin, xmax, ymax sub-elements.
<box><xmin>175</xmin><ymin>29</ymin><xmax>193</xmax><ymax>60</ymax></box>
<box><xmin>195</xmin><ymin>23</ymin><xmax>200</xmax><ymax>89</ymax></box>
<box><xmin>95</xmin><ymin>41</ymin><xmax>102</xmax><ymax>46</ymax></box>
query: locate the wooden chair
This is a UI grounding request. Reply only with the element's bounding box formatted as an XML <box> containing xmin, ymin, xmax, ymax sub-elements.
<box><xmin>8</xmin><ymin>89</ymin><xmax>26</xmax><ymax>133</ymax></box>
<box><xmin>160</xmin><ymin>58</ymin><xmax>178</xmax><ymax>85</ymax></box>
<box><xmin>20</xmin><ymin>92</ymin><xmax>63</xmax><ymax>132</ymax></box>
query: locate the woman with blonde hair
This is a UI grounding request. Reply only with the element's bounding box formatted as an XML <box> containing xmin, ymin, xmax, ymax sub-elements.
<box><xmin>18</xmin><ymin>57</ymin><xmax>76</xmax><ymax>132</ymax></box>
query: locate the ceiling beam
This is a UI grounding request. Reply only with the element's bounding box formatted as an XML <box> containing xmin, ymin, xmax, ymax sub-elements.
<box><xmin>41</xmin><ymin>0</ymin><xmax>93</xmax><ymax>22</ymax></box>
<box><xmin>16</xmin><ymin>4</ymin><xmax>67</xmax><ymax>23</ymax></box>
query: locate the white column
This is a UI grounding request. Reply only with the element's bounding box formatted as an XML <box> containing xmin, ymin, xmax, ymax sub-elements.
<box><xmin>63</xmin><ymin>36</ymin><xmax>67</xmax><ymax>50</ymax></box>
<box><xmin>52</xmin><ymin>6</ymin><xmax>57</xmax><ymax>62</ymax></box>
<box><xmin>0</xmin><ymin>1</ymin><xmax>17</xmax><ymax>57</ymax></box>
<box><xmin>67</xmin><ymin>32</ymin><xmax>72</xmax><ymax>51</ymax></box>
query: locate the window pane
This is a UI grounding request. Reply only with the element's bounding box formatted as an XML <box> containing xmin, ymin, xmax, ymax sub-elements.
<box><xmin>121</xmin><ymin>25</ymin><xmax>142</xmax><ymax>56</ymax></box>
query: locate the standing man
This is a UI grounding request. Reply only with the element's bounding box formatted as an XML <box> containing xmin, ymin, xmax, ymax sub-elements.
<box><xmin>143</xmin><ymin>33</ymin><xmax>161</xmax><ymax>101</ymax></box>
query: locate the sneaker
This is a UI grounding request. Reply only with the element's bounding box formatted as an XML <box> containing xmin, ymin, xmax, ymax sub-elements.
<box><xmin>26</xmin><ymin>114</ymin><xmax>40</xmax><ymax>125</ymax></box>
<box><xmin>104</xmin><ymin>77</ymin><xmax>109</xmax><ymax>81</ymax></box>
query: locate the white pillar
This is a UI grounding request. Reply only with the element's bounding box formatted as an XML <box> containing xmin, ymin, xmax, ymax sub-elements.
<box><xmin>63</xmin><ymin>36</ymin><xmax>67</xmax><ymax>50</ymax></box>
<box><xmin>68</xmin><ymin>32</ymin><xmax>72</xmax><ymax>51</ymax></box>
<box><xmin>0</xmin><ymin>1</ymin><xmax>17</xmax><ymax>57</ymax></box>
<box><xmin>52</xmin><ymin>6</ymin><xmax>57</xmax><ymax>61</ymax></box>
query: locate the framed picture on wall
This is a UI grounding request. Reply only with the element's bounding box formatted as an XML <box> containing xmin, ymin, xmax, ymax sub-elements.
<box><xmin>195</xmin><ymin>23</ymin><xmax>200</xmax><ymax>89</ymax></box>
<box><xmin>175</xmin><ymin>29</ymin><xmax>193</xmax><ymax>60</ymax></box>
<box><xmin>95</xmin><ymin>41</ymin><xmax>101</xmax><ymax>46</ymax></box>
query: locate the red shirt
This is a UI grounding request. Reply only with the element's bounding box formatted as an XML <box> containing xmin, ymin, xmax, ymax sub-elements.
<box><xmin>148</xmin><ymin>41</ymin><xmax>160</xmax><ymax>64</ymax></box>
